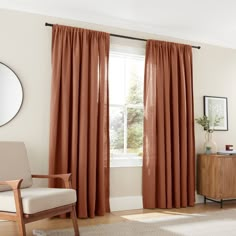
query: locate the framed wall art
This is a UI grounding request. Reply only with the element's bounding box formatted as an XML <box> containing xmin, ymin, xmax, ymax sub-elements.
<box><xmin>204</xmin><ymin>96</ymin><xmax>228</xmax><ymax>131</ymax></box>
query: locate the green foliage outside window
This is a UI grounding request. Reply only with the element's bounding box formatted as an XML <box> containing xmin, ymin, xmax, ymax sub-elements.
<box><xmin>110</xmin><ymin>56</ymin><xmax>143</xmax><ymax>156</ymax></box>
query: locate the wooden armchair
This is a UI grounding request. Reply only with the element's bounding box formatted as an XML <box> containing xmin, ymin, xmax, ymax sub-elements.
<box><xmin>0</xmin><ymin>142</ymin><xmax>79</xmax><ymax>236</ymax></box>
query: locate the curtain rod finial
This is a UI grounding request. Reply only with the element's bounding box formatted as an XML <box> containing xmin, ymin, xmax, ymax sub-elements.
<box><xmin>45</xmin><ymin>22</ymin><xmax>53</xmax><ymax>27</ymax></box>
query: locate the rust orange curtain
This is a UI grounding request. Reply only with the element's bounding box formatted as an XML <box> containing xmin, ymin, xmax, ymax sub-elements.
<box><xmin>49</xmin><ymin>25</ymin><xmax>110</xmax><ymax>218</ymax></box>
<box><xmin>143</xmin><ymin>40</ymin><xmax>195</xmax><ymax>209</ymax></box>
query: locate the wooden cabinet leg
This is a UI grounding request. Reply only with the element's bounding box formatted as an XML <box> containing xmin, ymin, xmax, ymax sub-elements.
<box><xmin>220</xmin><ymin>199</ymin><xmax>223</xmax><ymax>208</ymax></box>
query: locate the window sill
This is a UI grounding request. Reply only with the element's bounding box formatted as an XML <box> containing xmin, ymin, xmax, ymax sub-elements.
<box><xmin>110</xmin><ymin>156</ymin><xmax>143</xmax><ymax>168</ymax></box>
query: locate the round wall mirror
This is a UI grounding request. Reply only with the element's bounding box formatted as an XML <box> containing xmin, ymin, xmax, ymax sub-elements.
<box><xmin>0</xmin><ymin>62</ymin><xmax>23</xmax><ymax>127</ymax></box>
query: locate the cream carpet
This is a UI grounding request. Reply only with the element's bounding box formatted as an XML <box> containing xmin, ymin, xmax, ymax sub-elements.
<box><xmin>33</xmin><ymin>209</ymin><xmax>236</xmax><ymax>236</ymax></box>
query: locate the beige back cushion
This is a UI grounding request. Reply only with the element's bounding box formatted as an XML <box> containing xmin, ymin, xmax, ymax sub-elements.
<box><xmin>0</xmin><ymin>142</ymin><xmax>32</xmax><ymax>191</ymax></box>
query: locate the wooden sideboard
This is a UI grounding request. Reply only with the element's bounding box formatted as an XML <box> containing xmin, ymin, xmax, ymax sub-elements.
<box><xmin>197</xmin><ymin>154</ymin><xmax>236</xmax><ymax>207</ymax></box>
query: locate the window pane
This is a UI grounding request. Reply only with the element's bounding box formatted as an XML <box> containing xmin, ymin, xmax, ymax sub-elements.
<box><xmin>109</xmin><ymin>52</ymin><xmax>144</xmax><ymax>159</ymax></box>
<box><xmin>110</xmin><ymin>107</ymin><xmax>124</xmax><ymax>154</ymax></box>
<box><xmin>126</xmin><ymin>57</ymin><xmax>144</xmax><ymax>105</ymax></box>
<box><xmin>109</xmin><ymin>55</ymin><xmax>125</xmax><ymax>105</ymax></box>
<box><xmin>127</xmin><ymin>108</ymin><xmax>143</xmax><ymax>156</ymax></box>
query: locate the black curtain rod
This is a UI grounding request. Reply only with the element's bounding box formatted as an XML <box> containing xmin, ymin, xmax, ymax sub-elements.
<box><xmin>45</xmin><ymin>22</ymin><xmax>201</xmax><ymax>49</ymax></box>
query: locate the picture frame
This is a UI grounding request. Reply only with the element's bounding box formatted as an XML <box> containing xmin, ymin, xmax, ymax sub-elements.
<box><xmin>204</xmin><ymin>96</ymin><xmax>228</xmax><ymax>131</ymax></box>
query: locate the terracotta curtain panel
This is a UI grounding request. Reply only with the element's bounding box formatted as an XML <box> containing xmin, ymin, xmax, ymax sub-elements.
<box><xmin>49</xmin><ymin>25</ymin><xmax>110</xmax><ymax>218</ymax></box>
<box><xmin>143</xmin><ymin>40</ymin><xmax>195</xmax><ymax>208</ymax></box>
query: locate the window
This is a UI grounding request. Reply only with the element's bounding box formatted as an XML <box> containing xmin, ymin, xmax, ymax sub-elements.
<box><xmin>109</xmin><ymin>51</ymin><xmax>145</xmax><ymax>167</ymax></box>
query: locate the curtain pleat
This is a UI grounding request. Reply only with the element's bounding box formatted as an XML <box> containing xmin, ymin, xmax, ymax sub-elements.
<box><xmin>143</xmin><ymin>40</ymin><xmax>195</xmax><ymax>209</ymax></box>
<box><xmin>49</xmin><ymin>25</ymin><xmax>110</xmax><ymax>218</ymax></box>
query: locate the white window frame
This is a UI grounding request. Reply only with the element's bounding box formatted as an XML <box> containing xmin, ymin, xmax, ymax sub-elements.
<box><xmin>109</xmin><ymin>37</ymin><xmax>145</xmax><ymax>168</ymax></box>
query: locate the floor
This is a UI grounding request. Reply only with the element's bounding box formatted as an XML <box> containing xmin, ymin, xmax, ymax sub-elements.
<box><xmin>1</xmin><ymin>202</ymin><xmax>236</xmax><ymax>236</ymax></box>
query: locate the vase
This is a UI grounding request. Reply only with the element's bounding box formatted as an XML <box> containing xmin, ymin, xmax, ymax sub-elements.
<box><xmin>204</xmin><ymin>132</ymin><xmax>217</xmax><ymax>154</ymax></box>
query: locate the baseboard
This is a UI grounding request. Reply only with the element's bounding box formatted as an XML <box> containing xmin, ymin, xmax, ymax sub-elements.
<box><xmin>110</xmin><ymin>194</ymin><xmax>205</xmax><ymax>212</ymax></box>
<box><xmin>195</xmin><ymin>191</ymin><xmax>205</xmax><ymax>204</ymax></box>
<box><xmin>110</xmin><ymin>195</ymin><xmax>143</xmax><ymax>212</ymax></box>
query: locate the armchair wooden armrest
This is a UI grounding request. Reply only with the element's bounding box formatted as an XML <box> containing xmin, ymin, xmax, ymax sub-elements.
<box><xmin>32</xmin><ymin>174</ymin><xmax>72</xmax><ymax>188</ymax></box>
<box><xmin>0</xmin><ymin>179</ymin><xmax>23</xmax><ymax>190</ymax></box>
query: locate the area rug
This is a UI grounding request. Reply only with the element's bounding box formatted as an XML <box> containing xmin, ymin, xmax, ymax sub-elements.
<box><xmin>33</xmin><ymin>208</ymin><xmax>236</xmax><ymax>236</ymax></box>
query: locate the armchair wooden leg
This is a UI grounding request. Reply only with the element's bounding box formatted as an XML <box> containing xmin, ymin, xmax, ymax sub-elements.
<box><xmin>13</xmin><ymin>187</ymin><xmax>26</xmax><ymax>236</ymax></box>
<box><xmin>71</xmin><ymin>205</ymin><xmax>79</xmax><ymax>236</ymax></box>
<box><xmin>17</xmin><ymin>219</ymin><xmax>26</xmax><ymax>236</ymax></box>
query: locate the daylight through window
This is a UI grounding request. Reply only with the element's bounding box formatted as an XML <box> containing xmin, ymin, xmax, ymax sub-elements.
<box><xmin>109</xmin><ymin>52</ymin><xmax>144</xmax><ymax>162</ymax></box>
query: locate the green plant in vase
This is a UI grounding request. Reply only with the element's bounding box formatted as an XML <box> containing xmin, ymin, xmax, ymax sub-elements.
<box><xmin>195</xmin><ymin>115</ymin><xmax>223</xmax><ymax>154</ymax></box>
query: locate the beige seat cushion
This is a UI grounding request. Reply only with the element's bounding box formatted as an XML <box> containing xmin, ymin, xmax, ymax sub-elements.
<box><xmin>0</xmin><ymin>188</ymin><xmax>76</xmax><ymax>214</ymax></box>
<box><xmin>0</xmin><ymin>142</ymin><xmax>32</xmax><ymax>191</ymax></box>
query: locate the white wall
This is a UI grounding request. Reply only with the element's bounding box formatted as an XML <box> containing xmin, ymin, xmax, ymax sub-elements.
<box><xmin>1</xmin><ymin>9</ymin><xmax>236</xmax><ymax>210</ymax></box>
